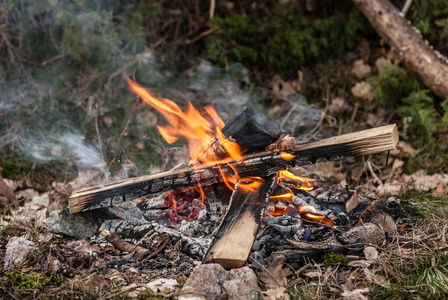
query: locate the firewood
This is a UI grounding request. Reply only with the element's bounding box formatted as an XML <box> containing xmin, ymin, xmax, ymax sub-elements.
<box><xmin>69</xmin><ymin>124</ymin><xmax>398</xmax><ymax>214</ymax></box>
<box><xmin>351</xmin><ymin>0</ymin><xmax>448</xmax><ymax>99</ymax></box>
<box><xmin>202</xmin><ymin>175</ymin><xmax>277</xmax><ymax>269</ymax></box>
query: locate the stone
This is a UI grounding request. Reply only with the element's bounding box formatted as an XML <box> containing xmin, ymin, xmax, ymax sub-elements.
<box><xmin>340</xmin><ymin>223</ymin><xmax>385</xmax><ymax>247</ymax></box>
<box><xmin>179</xmin><ymin>264</ymin><xmax>259</xmax><ymax>300</ymax></box>
<box><xmin>370</xmin><ymin>213</ymin><xmax>396</xmax><ymax>236</ymax></box>
<box><xmin>43</xmin><ymin>209</ymin><xmax>98</xmax><ymax>239</ymax></box>
<box><xmin>147</xmin><ymin>278</ymin><xmax>178</xmax><ymax>294</ymax></box>
<box><xmin>4</xmin><ymin>236</ymin><xmax>38</xmax><ymax>270</ymax></box>
<box><xmin>352</xmin><ymin>60</ymin><xmax>372</xmax><ymax>80</ymax></box>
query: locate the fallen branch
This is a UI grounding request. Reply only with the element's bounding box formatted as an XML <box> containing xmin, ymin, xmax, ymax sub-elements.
<box><xmin>351</xmin><ymin>0</ymin><xmax>448</xmax><ymax>99</ymax></box>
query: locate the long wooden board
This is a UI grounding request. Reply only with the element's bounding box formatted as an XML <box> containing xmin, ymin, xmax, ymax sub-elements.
<box><xmin>69</xmin><ymin>124</ymin><xmax>398</xmax><ymax>213</ymax></box>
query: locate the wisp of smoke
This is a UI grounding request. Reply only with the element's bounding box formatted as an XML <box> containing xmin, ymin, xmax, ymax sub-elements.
<box><xmin>19</xmin><ymin>131</ymin><xmax>107</xmax><ymax>171</ymax></box>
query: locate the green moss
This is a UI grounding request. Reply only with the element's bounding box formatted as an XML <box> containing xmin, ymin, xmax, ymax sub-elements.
<box><xmin>203</xmin><ymin>5</ymin><xmax>374</xmax><ymax>73</ymax></box>
<box><xmin>323</xmin><ymin>252</ymin><xmax>347</xmax><ymax>265</ymax></box>
<box><xmin>2</xmin><ymin>270</ymin><xmax>62</xmax><ymax>289</ymax></box>
<box><xmin>26</xmin><ymin>252</ymin><xmax>36</xmax><ymax>267</ymax></box>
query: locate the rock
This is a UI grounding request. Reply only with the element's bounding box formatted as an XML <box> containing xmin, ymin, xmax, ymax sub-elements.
<box><xmin>363</xmin><ymin>246</ymin><xmax>378</xmax><ymax>262</ymax></box>
<box><xmin>147</xmin><ymin>278</ymin><xmax>178</xmax><ymax>294</ymax></box>
<box><xmin>179</xmin><ymin>264</ymin><xmax>259</xmax><ymax>300</ymax></box>
<box><xmin>352</xmin><ymin>60</ymin><xmax>372</xmax><ymax>80</ymax></box>
<box><xmin>370</xmin><ymin>213</ymin><xmax>396</xmax><ymax>236</ymax></box>
<box><xmin>340</xmin><ymin>223</ymin><xmax>385</xmax><ymax>247</ymax></box>
<box><xmin>328</xmin><ymin>97</ymin><xmax>349</xmax><ymax>116</ymax></box>
<box><xmin>43</xmin><ymin>209</ymin><xmax>98</xmax><ymax>239</ymax></box>
<box><xmin>224</xmin><ymin>267</ymin><xmax>260</xmax><ymax>299</ymax></box>
<box><xmin>351</xmin><ymin>81</ymin><xmax>374</xmax><ymax>101</ymax></box>
<box><xmin>4</xmin><ymin>236</ymin><xmax>38</xmax><ymax>270</ymax></box>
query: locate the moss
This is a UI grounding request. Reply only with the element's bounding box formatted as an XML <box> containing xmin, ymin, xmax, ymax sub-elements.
<box><xmin>203</xmin><ymin>5</ymin><xmax>374</xmax><ymax>73</ymax></box>
<box><xmin>323</xmin><ymin>252</ymin><xmax>347</xmax><ymax>265</ymax></box>
<box><xmin>2</xmin><ymin>270</ymin><xmax>62</xmax><ymax>289</ymax></box>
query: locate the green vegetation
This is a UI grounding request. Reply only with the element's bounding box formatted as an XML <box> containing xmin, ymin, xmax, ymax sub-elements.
<box><xmin>323</xmin><ymin>252</ymin><xmax>347</xmax><ymax>265</ymax></box>
<box><xmin>204</xmin><ymin>5</ymin><xmax>374</xmax><ymax>72</ymax></box>
<box><xmin>2</xmin><ymin>270</ymin><xmax>62</xmax><ymax>289</ymax></box>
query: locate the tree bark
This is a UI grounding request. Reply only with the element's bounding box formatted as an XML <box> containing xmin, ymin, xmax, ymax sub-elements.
<box><xmin>351</xmin><ymin>0</ymin><xmax>448</xmax><ymax>100</ymax></box>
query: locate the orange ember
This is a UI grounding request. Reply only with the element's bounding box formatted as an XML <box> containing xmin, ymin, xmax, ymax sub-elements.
<box><xmin>280</xmin><ymin>152</ymin><xmax>295</xmax><ymax>160</ymax></box>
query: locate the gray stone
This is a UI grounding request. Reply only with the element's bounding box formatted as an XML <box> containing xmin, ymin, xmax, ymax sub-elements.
<box><xmin>179</xmin><ymin>264</ymin><xmax>259</xmax><ymax>300</ymax></box>
<box><xmin>43</xmin><ymin>209</ymin><xmax>98</xmax><ymax>239</ymax></box>
<box><xmin>370</xmin><ymin>213</ymin><xmax>396</xmax><ymax>236</ymax></box>
<box><xmin>4</xmin><ymin>237</ymin><xmax>38</xmax><ymax>270</ymax></box>
<box><xmin>340</xmin><ymin>223</ymin><xmax>385</xmax><ymax>247</ymax></box>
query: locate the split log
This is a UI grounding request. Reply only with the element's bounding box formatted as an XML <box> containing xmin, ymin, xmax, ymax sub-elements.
<box><xmin>351</xmin><ymin>0</ymin><xmax>448</xmax><ymax>99</ymax></box>
<box><xmin>69</xmin><ymin>124</ymin><xmax>398</xmax><ymax>214</ymax></box>
<box><xmin>202</xmin><ymin>175</ymin><xmax>277</xmax><ymax>269</ymax></box>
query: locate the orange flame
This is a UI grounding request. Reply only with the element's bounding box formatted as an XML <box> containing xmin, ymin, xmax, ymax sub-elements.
<box><xmin>280</xmin><ymin>152</ymin><xmax>294</xmax><ymax>160</ymax></box>
<box><xmin>127</xmin><ymin>78</ymin><xmax>228</xmax><ymax>162</ymax></box>
<box><xmin>278</xmin><ymin>170</ymin><xmax>317</xmax><ymax>191</ymax></box>
<box><xmin>303</xmin><ymin>212</ymin><xmax>335</xmax><ymax>227</ymax></box>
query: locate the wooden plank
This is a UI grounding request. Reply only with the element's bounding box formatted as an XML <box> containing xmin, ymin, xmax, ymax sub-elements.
<box><xmin>202</xmin><ymin>175</ymin><xmax>277</xmax><ymax>269</ymax></box>
<box><xmin>69</xmin><ymin>124</ymin><xmax>398</xmax><ymax>213</ymax></box>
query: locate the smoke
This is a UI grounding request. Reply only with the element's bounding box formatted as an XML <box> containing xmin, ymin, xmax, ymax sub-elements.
<box><xmin>19</xmin><ymin>131</ymin><xmax>107</xmax><ymax>171</ymax></box>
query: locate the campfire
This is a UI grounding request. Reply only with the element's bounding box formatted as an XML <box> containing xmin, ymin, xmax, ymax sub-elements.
<box><xmin>68</xmin><ymin>79</ymin><xmax>398</xmax><ymax>269</ymax></box>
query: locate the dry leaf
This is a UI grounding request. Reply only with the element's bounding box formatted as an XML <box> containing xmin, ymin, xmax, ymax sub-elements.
<box><xmin>262</xmin><ymin>287</ymin><xmax>290</xmax><ymax>300</ymax></box>
<box><xmin>258</xmin><ymin>255</ymin><xmax>288</xmax><ymax>289</ymax></box>
<box><xmin>363</xmin><ymin>246</ymin><xmax>378</xmax><ymax>262</ymax></box>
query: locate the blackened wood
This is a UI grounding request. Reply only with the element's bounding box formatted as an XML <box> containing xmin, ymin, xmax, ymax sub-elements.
<box><xmin>194</xmin><ymin>107</ymin><xmax>284</xmax><ymax>162</ymax></box>
<box><xmin>202</xmin><ymin>175</ymin><xmax>277</xmax><ymax>269</ymax></box>
<box><xmin>351</xmin><ymin>0</ymin><xmax>448</xmax><ymax>99</ymax></box>
<box><xmin>309</xmin><ymin>188</ymin><xmax>359</xmax><ymax>213</ymax></box>
<box><xmin>69</xmin><ymin>124</ymin><xmax>398</xmax><ymax>214</ymax></box>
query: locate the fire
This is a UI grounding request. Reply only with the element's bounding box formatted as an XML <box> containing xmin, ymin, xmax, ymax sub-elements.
<box><xmin>127</xmin><ymin>79</ymin><xmax>322</xmax><ymax>215</ymax></box>
<box><xmin>127</xmin><ymin>78</ymin><xmax>232</xmax><ymax>162</ymax></box>
<box><xmin>278</xmin><ymin>170</ymin><xmax>317</xmax><ymax>191</ymax></box>
<box><xmin>280</xmin><ymin>152</ymin><xmax>294</xmax><ymax>160</ymax></box>
<box><xmin>303</xmin><ymin>212</ymin><xmax>335</xmax><ymax>227</ymax></box>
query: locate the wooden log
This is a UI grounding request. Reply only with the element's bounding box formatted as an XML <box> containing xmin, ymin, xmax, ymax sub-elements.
<box><xmin>68</xmin><ymin>124</ymin><xmax>398</xmax><ymax>214</ymax></box>
<box><xmin>202</xmin><ymin>175</ymin><xmax>277</xmax><ymax>269</ymax></box>
<box><xmin>351</xmin><ymin>0</ymin><xmax>448</xmax><ymax>99</ymax></box>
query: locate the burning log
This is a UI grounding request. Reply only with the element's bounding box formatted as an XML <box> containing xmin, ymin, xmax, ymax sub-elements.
<box><xmin>69</xmin><ymin>124</ymin><xmax>398</xmax><ymax>214</ymax></box>
<box><xmin>202</xmin><ymin>175</ymin><xmax>277</xmax><ymax>269</ymax></box>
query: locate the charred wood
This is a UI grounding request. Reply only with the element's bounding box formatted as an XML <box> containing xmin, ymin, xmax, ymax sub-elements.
<box><xmin>69</xmin><ymin>124</ymin><xmax>398</xmax><ymax>213</ymax></box>
<box><xmin>202</xmin><ymin>175</ymin><xmax>277</xmax><ymax>269</ymax></box>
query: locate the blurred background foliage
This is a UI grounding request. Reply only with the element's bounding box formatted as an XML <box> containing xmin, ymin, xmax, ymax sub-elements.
<box><xmin>1</xmin><ymin>0</ymin><xmax>448</xmax><ymax>189</ymax></box>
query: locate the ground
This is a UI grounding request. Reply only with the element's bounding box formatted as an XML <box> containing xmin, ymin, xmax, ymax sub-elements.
<box><xmin>1</xmin><ymin>0</ymin><xmax>448</xmax><ymax>299</ymax></box>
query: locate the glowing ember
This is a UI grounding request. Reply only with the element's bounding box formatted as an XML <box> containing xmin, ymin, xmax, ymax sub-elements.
<box><xmin>303</xmin><ymin>212</ymin><xmax>335</xmax><ymax>227</ymax></box>
<box><xmin>280</xmin><ymin>152</ymin><xmax>294</xmax><ymax>160</ymax></box>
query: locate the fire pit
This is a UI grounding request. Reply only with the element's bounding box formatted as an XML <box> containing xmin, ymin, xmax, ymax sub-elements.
<box><xmin>68</xmin><ymin>79</ymin><xmax>398</xmax><ymax>271</ymax></box>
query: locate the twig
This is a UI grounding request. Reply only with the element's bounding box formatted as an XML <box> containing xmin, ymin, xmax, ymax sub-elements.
<box><xmin>209</xmin><ymin>0</ymin><xmax>216</xmax><ymax>19</ymax></box>
<box><xmin>186</xmin><ymin>26</ymin><xmax>220</xmax><ymax>44</ymax></box>
<box><xmin>136</xmin><ymin>238</ymin><xmax>170</xmax><ymax>266</ymax></box>
<box><xmin>114</xmin><ymin>97</ymin><xmax>139</xmax><ymax>151</ymax></box>
<box><xmin>401</xmin><ymin>0</ymin><xmax>413</xmax><ymax>16</ymax></box>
